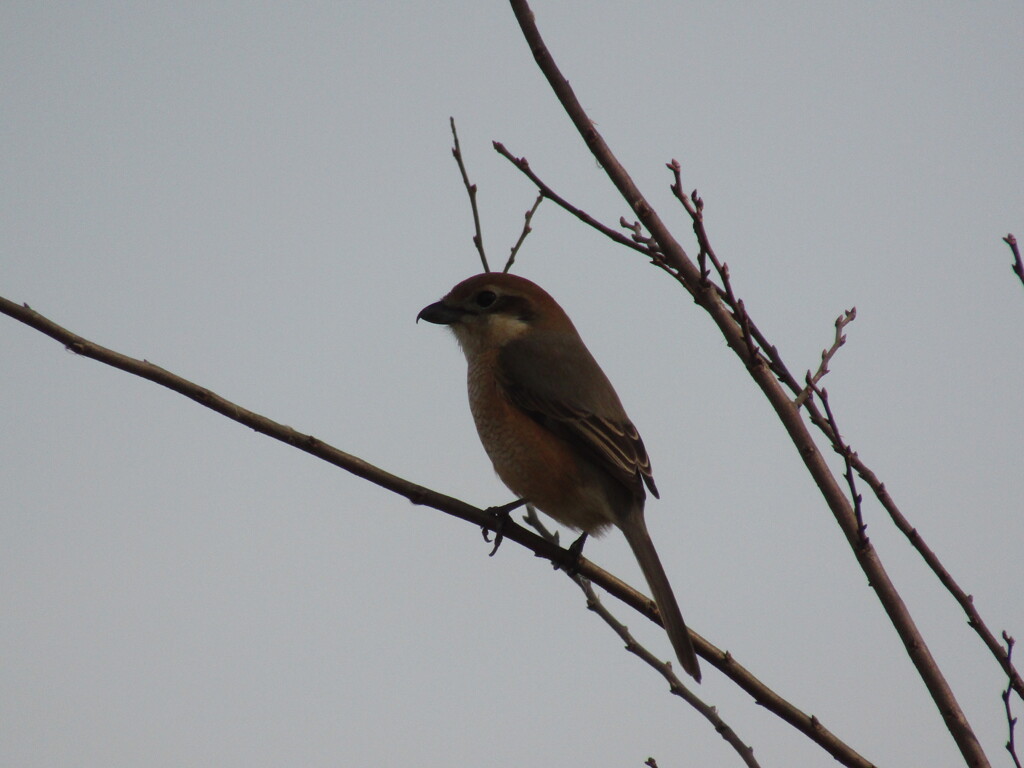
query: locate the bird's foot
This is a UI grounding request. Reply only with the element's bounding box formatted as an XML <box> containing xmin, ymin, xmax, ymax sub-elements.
<box><xmin>481</xmin><ymin>498</ymin><xmax>527</xmax><ymax>556</ymax></box>
<box><xmin>564</xmin><ymin>531</ymin><xmax>589</xmax><ymax>575</ymax></box>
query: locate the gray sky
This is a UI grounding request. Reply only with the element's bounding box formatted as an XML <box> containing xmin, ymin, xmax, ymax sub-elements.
<box><xmin>3</xmin><ymin>2</ymin><xmax>1022</xmax><ymax>766</ymax></box>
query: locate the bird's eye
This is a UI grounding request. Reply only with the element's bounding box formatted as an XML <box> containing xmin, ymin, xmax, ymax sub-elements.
<box><xmin>475</xmin><ymin>290</ymin><xmax>497</xmax><ymax>308</ymax></box>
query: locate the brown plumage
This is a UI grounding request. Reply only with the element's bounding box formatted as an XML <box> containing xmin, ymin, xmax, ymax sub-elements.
<box><xmin>418</xmin><ymin>273</ymin><xmax>700</xmax><ymax>681</ymax></box>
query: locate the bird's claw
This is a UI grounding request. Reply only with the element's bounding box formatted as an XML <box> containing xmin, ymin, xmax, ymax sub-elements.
<box><xmin>563</xmin><ymin>531</ymin><xmax>589</xmax><ymax>575</ymax></box>
<box><xmin>481</xmin><ymin>498</ymin><xmax>528</xmax><ymax>556</ymax></box>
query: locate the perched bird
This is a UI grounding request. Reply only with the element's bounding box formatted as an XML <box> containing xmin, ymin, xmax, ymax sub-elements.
<box><xmin>418</xmin><ymin>272</ymin><xmax>700</xmax><ymax>681</ymax></box>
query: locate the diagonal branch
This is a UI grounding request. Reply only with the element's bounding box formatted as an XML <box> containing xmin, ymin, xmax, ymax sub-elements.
<box><xmin>496</xmin><ymin>51</ymin><xmax>1023</xmax><ymax>718</ymax></box>
<box><xmin>522</xmin><ymin>507</ymin><xmax>764</xmax><ymax>768</ymax></box>
<box><xmin>846</xmin><ymin>453</ymin><xmax>1024</xmax><ymax>700</ymax></box>
<box><xmin>506</xmin><ymin>2</ymin><xmax>989</xmax><ymax>765</ymax></box>
<box><xmin>664</xmin><ymin>231</ymin><xmax>1022</xmax><ymax>699</ymax></box>
<box><xmin>583</xmin><ymin>579</ymin><xmax>765</xmax><ymax>767</ymax></box>
<box><xmin>493</xmin><ymin>141</ymin><xmax>660</xmax><ymax>260</ymax></box>
<box><xmin>2</xmin><ymin>292</ymin><xmax>876</xmax><ymax>768</ymax></box>
<box><xmin>0</xmin><ymin>295</ymin><xmax>574</xmax><ymax>568</ymax></box>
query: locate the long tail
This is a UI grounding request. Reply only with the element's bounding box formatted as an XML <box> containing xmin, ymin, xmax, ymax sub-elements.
<box><xmin>618</xmin><ymin>512</ymin><xmax>701</xmax><ymax>682</ymax></box>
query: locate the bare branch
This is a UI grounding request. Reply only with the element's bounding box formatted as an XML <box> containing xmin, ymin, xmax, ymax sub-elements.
<box><xmin>520</xmin><ymin>508</ymin><xmax>760</xmax><ymax>768</ymax></box>
<box><xmin>1005</xmin><ymin>233</ymin><xmax>1024</xmax><ymax>289</ymax></box>
<box><xmin>805</xmin><ymin>378</ymin><xmax>866</xmax><ymax>542</ymax></box>
<box><xmin>846</xmin><ymin>457</ymin><xmax>1024</xmax><ymax>699</ymax></box>
<box><xmin>666</xmin><ymin>162</ymin><xmax>766</xmax><ymax>362</ymax></box>
<box><xmin>503</xmin><ymin>192</ymin><xmax>543</xmax><ymax>273</ymax></box>
<box><xmin>663</xmin><ymin>256</ymin><xmax>1024</xmax><ymax>698</ymax></box>
<box><xmin>743</xmin><ymin>305</ymin><xmax>1024</xmax><ymax>699</ymax></box>
<box><xmin>668</xmin><ymin>159</ymin><xmax>713</xmax><ymax>285</ymax></box>
<box><xmin>0</xmin><ymin>294</ymin><xmax>616</xmax><ymax>586</ymax></box>
<box><xmin>1004</xmin><ymin>633</ymin><xmax>1023</xmax><ymax>768</ymax></box>
<box><xmin>521</xmin><ymin>514</ymin><xmax>877</xmax><ymax>768</ymax></box>
<box><xmin>581</xmin><ymin>578</ymin><xmax>762</xmax><ymax>768</ymax></box>
<box><xmin>3</xmin><ymin>292</ymin><xmax>878</xmax><ymax>768</ymax></box>
<box><xmin>493</xmin><ymin>141</ymin><xmax>662</xmax><ymax>260</ymax></box>
<box><xmin>507</xmin><ymin>2</ymin><xmax>990</xmax><ymax>763</ymax></box>
<box><xmin>450</xmin><ymin>117</ymin><xmax>489</xmax><ymax>272</ymax></box>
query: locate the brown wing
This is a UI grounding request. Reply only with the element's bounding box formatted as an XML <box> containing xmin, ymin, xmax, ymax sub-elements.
<box><xmin>498</xmin><ymin>330</ymin><xmax>658</xmax><ymax>499</ymax></box>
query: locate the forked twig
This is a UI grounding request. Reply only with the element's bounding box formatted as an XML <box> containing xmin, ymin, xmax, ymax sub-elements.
<box><xmin>667</xmin><ymin>161</ymin><xmax>762</xmax><ymax>360</ymax></box>
<box><xmin>493</xmin><ymin>141</ymin><xmax>660</xmax><ymax>260</ymax></box>
<box><xmin>668</xmin><ymin>159</ymin><xmax>716</xmax><ymax>285</ymax></box>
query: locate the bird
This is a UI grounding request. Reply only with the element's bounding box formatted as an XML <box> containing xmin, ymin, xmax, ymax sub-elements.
<box><xmin>417</xmin><ymin>272</ymin><xmax>701</xmax><ymax>681</ymax></box>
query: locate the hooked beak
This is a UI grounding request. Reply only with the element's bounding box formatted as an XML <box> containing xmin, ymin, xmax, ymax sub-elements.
<box><xmin>417</xmin><ymin>300</ymin><xmax>463</xmax><ymax>326</ymax></box>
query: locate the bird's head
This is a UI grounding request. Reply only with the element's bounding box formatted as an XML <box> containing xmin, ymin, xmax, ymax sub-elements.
<box><xmin>417</xmin><ymin>273</ymin><xmax>576</xmax><ymax>358</ymax></box>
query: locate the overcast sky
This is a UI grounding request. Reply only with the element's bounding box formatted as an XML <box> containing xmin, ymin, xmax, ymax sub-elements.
<box><xmin>3</xmin><ymin>3</ymin><xmax>1022</xmax><ymax>767</ymax></box>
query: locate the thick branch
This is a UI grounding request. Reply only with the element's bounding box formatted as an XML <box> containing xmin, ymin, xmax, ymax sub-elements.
<box><xmin>688</xmin><ymin>269</ymin><xmax>1022</xmax><ymax>699</ymax></box>
<box><xmin>507</xmin><ymin>2</ymin><xmax>989</xmax><ymax>765</ymax></box>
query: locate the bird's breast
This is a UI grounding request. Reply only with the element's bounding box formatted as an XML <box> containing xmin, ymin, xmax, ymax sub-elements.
<box><xmin>465</xmin><ymin>351</ymin><xmax>616</xmax><ymax>533</ymax></box>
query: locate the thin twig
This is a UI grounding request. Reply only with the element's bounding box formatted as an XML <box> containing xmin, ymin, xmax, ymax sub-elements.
<box><xmin>666</xmin><ymin>163</ymin><xmax>762</xmax><ymax>362</ymax></box>
<box><xmin>794</xmin><ymin>308</ymin><xmax>857</xmax><ymax>407</ymax></box>
<box><xmin>493</xmin><ymin>141</ymin><xmax>662</xmax><ymax>260</ymax></box>
<box><xmin>1004</xmin><ymin>633</ymin><xmax>1023</xmax><ymax>768</ymax></box>
<box><xmin>504</xmin><ymin>192</ymin><xmax>544</xmax><ymax>273</ymax></box>
<box><xmin>450</xmin><ymin>117</ymin><xmax>489</xmax><ymax>272</ymax></box>
<box><xmin>668</xmin><ymin>159</ymin><xmax>715</xmax><ymax>286</ymax></box>
<box><xmin>521</xmin><ymin>508</ymin><xmax>876</xmax><ymax>768</ymax></box>
<box><xmin>619</xmin><ymin>217</ymin><xmax>662</xmax><ymax>254</ymax></box>
<box><xmin>742</xmin><ymin>305</ymin><xmax>1024</xmax><ymax>699</ymax></box>
<box><xmin>1005</xmin><ymin>234</ymin><xmax>1024</xmax><ymax>289</ymax></box>
<box><xmin>521</xmin><ymin>509</ymin><xmax>761</xmax><ymax>768</ymax></box>
<box><xmin>581</xmin><ymin>578</ymin><xmax>761</xmax><ymax>768</ymax></box>
<box><xmin>806</xmin><ymin>378</ymin><xmax>866</xmax><ymax>542</ymax></box>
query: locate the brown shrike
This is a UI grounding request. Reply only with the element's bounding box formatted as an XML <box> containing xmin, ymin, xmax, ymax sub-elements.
<box><xmin>418</xmin><ymin>272</ymin><xmax>700</xmax><ymax>681</ymax></box>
